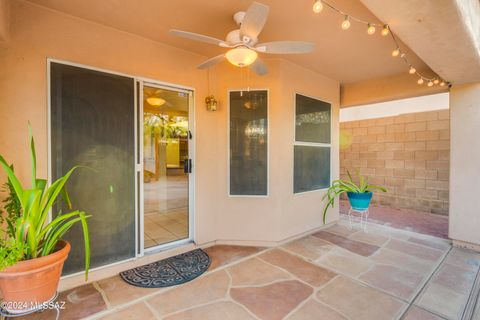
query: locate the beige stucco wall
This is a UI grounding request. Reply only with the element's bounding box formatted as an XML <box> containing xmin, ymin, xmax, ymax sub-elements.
<box><xmin>340</xmin><ymin>110</ymin><xmax>450</xmax><ymax>215</ymax></box>
<box><xmin>449</xmin><ymin>82</ymin><xmax>480</xmax><ymax>246</ymax></box>
<box><xmin>0</xmin><ymin>1</ymin><xmax>339</xmax><ymax>252</ymax></box>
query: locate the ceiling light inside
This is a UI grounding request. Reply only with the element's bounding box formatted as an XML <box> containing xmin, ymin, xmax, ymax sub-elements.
<box><xmin>146</xmin><ymin>97</ymin><xmax>166</xmax><ymax>106</ymax></box>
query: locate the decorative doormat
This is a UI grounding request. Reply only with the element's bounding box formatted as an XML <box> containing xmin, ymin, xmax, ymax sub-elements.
<box><xmin>120</xmin><ymin>249</ymin><xmax>211</xmax><ymax>288</ymax></box>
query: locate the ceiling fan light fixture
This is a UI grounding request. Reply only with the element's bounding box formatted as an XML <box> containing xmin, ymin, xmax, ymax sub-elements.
<box><xmin>225</xmin><ymin>47</ymin><xmax>258</xmax><ymax>67</ymax></box>
<box><xmin>146</xmin><ymin>97</ymin><xmax>166</xmax><ymax>107</ymax></box>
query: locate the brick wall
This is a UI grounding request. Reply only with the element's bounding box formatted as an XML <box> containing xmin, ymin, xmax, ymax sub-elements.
<box><xmin>340</xmin><ymin>109</ymin><xmax>450</xmax><ymax>215</ymax></box>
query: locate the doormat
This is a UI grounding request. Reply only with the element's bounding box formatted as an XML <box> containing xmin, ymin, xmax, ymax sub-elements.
<box><xmin>120</xmin><ymin>249</ymin><xmax>211</xmax><ymax>288</ymax></box>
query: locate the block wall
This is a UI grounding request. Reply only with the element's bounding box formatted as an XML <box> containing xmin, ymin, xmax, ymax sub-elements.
<box><xmin>340</xmin><ymin>109</ymin><xmax>450</xmax><ymax>215</ymax></box>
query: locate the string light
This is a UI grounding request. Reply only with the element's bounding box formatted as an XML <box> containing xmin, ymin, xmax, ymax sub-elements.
<box><xmin>313</xmin><ymin>0</ymin><xmax>323</xmax><ymax>13</ymax></box>
<box><xmin>381</xmin><ymin>25</ymin><xmax>390</xmax><ymax>36</ymax></box>
<box><xmin>341</xmin><ymin>16</ymin><xmax>351</xmax><ymax>30</ymax></box>
<box><xmin>367</xmin><ymin>23</ymin><xmax>376</xmax><ymax>35</ymax></box>
<box><xmin>312</xmin><ymin>0</ymin><xmax>450</xmax><ymax>87</ymax></box>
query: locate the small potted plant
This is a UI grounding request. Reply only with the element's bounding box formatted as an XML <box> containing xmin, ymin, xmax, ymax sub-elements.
<box><xmin>322</xmin><ymin>170</ymin><xmax>387</xmax><ymax>223</ymax></box>
<box><xmin>0</xmin><ymin>127</ymin><xmax>90</xmax><ymax>314</ymax></box>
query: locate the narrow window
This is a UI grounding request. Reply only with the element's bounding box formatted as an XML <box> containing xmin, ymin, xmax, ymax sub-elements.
<box><xmin>229</xmin><ymin>90</ymin><xmax>268</xmax><ymax>196</ymax></box>
<box><xmin>294</xmin><ymin>94</ymin><xmax>331</xmax><ymax>193</ymax></box>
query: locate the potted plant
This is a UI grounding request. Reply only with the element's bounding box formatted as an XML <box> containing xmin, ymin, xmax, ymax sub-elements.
<box><xmin>322</xmin><ymin>170</ymin><xmax>387</xmax><ymax>223</ymax></box>
<box><xmin>0</xmin><ymin>127</ymin><xmax>90</xmax><ymax>314</ymax></box>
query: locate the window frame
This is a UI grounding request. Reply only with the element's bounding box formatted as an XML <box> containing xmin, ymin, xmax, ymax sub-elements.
<box><xmin>293</xmin><ymin>92</ymin><xmax>333</xmax><ymax>194</ymax></box>
<box><xmin>227</xmin><ymin>88</ymin><xmax>270</xmax><ymax>198</ymax></box>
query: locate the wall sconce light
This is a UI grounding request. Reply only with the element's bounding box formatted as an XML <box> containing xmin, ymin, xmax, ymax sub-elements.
<box><xmin>205</xmin><ymin>95</ymin><xmax>218</xmax><ymax>111</ymax></box>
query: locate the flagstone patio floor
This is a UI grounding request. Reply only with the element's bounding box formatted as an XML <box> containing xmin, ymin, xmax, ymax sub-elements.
<box><xmin>24</xmin><ymin>216</ymin><xmax>480</xmax><ymax>320</ymax></box>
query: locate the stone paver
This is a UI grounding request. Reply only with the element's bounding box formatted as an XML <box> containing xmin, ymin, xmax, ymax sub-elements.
<box><xmin>316</xmin><ymin>276</ymin><xmax>407</xmax><ymax>320</ymax></box>
<box><xmin>231</xmin><ymin>280</ymin><xmax>313</xmax><ymax>320</ymax></box>
<box><xmin>259</xmin><ymin>249</ymin><xmax>336</xmax><ymax>287</ymax></box>
<box><xmin>39</xmin><ymin>216</ymin><xmax>480</xmax><ymax>320</ymax></box>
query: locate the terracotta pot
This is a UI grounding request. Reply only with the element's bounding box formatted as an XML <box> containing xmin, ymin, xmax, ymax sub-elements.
<box><xmin>0</xmin><ymin>240</ymin><xmax>70</xmax><ymax>314</ymax></box>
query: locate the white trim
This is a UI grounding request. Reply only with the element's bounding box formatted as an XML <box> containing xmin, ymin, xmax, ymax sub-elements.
<box><xmin>340</xmin><ymin>92</ymin><xmax>449</xmax><ymax>122</ymax></box>
<box><xmin>139</xmin><ymin>82</ymin><xmax>196</xmax><ymax>252</ymax></box>
<box><xmin>227</xmin><ymin>88</ymin><xmax>270</xmax><ymax>198</ymax></box>
<box><xmin>137</xmin><ymin>80</ymin><xmax>145</xmax><ymax>257</ymax></box>
<box><xmin>293</xmin><ymin>92</ymin><xmax>333</xmax><ymax>195</ymax></box>
<box><xmin>46</xmin><ymin>60</ymin><xmax>52</xmax><ymax>222</ymax></box>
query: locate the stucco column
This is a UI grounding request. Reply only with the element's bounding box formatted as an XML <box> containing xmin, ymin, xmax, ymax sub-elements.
<box><xmin>449</xmin><ymin>82</ymin><xmax>480</xmax><ymax>248</ymax></box>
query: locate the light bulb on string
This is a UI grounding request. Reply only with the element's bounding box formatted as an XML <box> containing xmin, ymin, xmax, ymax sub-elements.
<box><xmin>381</xmin><ymin>25</ymin><xmax>390</xmax><ymax>36</ymax></box>
<box><xmin>427</xmin><ymin>81</ymin><xmax>434</xmax><ymax>87</ymax></box>
<box><xmin>409</xmin><ymin>66</ymin><xmax>416</xmax><ymax>74</ymax></box>
<box><xmin>440</xmin><ymin>81</ymin><xmax>446</xmax><ymax>86</ymax></box>
<box><xmin>434</xmin><ymin>79</ymin><xmax>440</xmax><ymax>85</ymax></box>
<box><xmin>417</xmin><ymin>78</ymin><xmax>424</xmax><ymax>85</ymax></box>
<box><xmin>392</xmin><ymin>48</ymin><xmax>400</xmax><ymax>57</ymax></box>
<box><xmin>341</xmin><ymin>16</ymin><xmax>351</xmax><ymax>30</ymax></box>
<box><xmin>313</xmin><ymin>0</ymin><xmax>323</xmax><ymax>13</ymax></box>
<box><xmin>342</xmin><ymin>16</ymin><xmax>350</xmax><ymax>30</ymax></box>
<box><xmin>367</xmin><ymin>24</ymin><xmax>376</xmax><ymax>35</ymax></box>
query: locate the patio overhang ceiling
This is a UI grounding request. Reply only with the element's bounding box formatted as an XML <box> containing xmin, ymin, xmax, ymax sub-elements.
<box><xmin>360</xmin><ymin>0</ymin><xmax>480</xmax><ymax>86</ymax></box>
<box><xmin>26</xmin><ymin>0</ymin><xmax>435</xmax><ymax>85</ymax></box>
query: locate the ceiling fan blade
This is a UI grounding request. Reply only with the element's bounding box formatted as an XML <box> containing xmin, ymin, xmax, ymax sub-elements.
<box><xmin>250</xmin><ymin>58</ymin><xmax>268</xmax><ymax>76</ymax></box>
<box><xmin>240</xmin><ymin>2</ymin><xmax>269</xmax><ymax>41</ymax></box>
<box><xmin>197</xmin><ymin>55</ymin><xmax>225</xmax><ymax>69</ymax></box>
<box><xmin>255</xmin><ymin>41</ymin><xmax>315</xmax><ymax>54</ymax></box>
<box><xmin>169</xmin><ymin>29</ymin><xmax>227</xmax><ymax>46</ymax></box>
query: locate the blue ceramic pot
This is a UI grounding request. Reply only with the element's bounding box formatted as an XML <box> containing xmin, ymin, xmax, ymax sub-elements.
<box><xmin>347</xmin><ymin>192</ymin><xmax>372</xmax><ymax>211</ymax></box>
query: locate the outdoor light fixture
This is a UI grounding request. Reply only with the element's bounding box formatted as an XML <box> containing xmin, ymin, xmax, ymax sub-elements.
<box><xmin>205</xmin><ymin>95</ymin><xmax>218</xmax><ymax>111</ymax></box>
<box><xmin>311</xmin><ymin>0</ymin><xmax>450</xmax><ymax>86</ymax></box>
<box><xmin>367</xmin><ymin>24</ymin><xmax>376</xmax><ymax>35</ymax></box>
<box><xmin>225</xmin><ymin>47</ymin><xmax>258</xmax><ymax>67</ymax></box>
<box><xmin>341</xmin><ymin>16</ymin><xmax>351</xmax><ymax>30</ymax></box>
<box><xmin>381</xmin><ymin>25</ymin><xmax>390</xmax><ymax>36</ymax></box>
<box><xmin>312</xmin><ymin>0</ymin><xmax>323</xmax><ymax>13</ymax></box>
<box><xmin>146</xmin><ymin>97</ymin><xmax>166</xmax><ymax>106</ymax></box>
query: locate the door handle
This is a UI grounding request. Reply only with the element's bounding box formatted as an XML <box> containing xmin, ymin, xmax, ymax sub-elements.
<box><xmin>184</xmin><ymin>159</ymin><xmax>192</xmax><ymax>174</ymax></box>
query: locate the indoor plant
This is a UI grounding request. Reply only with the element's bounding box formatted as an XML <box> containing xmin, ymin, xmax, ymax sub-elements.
<box><xmin>322</xmin><ymin>170</ymin><xmax>387</xmax><ymax>223</ymax></box>
<box><xmin>0</xmin><ymin>127</ymin><xmax>90</xmax><ymax>314</ymax></box>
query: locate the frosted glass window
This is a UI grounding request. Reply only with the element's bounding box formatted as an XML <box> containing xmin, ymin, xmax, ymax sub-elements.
<box><xmin>50</xmin><ymin>62</ymin><xmax>136</xmax><ymax>274</ymax></box>
<box><xmin>229</xmin><ymin>90</ymin><xmax>268</xmax><ymax>196</ymax></box>
<box><xmin>295</xmin><ymin>94</ymin><xmax>331</xmax><ymax>143</ymax></box>
<box><xmin>294</xmin><ymin>146</ymin><xmax>330</xmax><ymax>193</ymax></box>
<box><xmin>294</xmin><ymin>94</ymin><xmax>331</xmax><ymax>193</ymax></box>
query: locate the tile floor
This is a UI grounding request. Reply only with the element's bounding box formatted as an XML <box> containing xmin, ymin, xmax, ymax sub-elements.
<box><xmin>25</xmin><ymin>216</ymin><xmax>480</xmax><ymax>320</ymax></box>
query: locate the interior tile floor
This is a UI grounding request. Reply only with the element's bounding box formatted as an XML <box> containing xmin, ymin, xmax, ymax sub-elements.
<box><xmin>25</xmin><ymin>216</ymin><xmax>480</xmax><ymax>320</ymax></box>
<box><xmin>144</xmin><ymin>174</ymin><xmax>189</xmax><ymax>247</ymax></box>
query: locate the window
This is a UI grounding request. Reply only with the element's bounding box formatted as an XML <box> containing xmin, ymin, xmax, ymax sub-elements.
<box><xmin>229</xmin><ymin>90</ymin><xmax>268</xmax><ymax>196</ymax></box>
<box><xmin>294</xmin><ymin>94</ymin><xmax>331</xmax><ymax>193</ymax></box>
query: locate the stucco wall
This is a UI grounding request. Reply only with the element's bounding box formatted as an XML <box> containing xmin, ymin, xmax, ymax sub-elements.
<box><xmin>449</xmin><ymin>82</ymin><xmax>480</xmax><ymax>246</ymax></box>
<box><xmin>340</xmin><ymin>109</ymin><xmax>450</xmax><ymax>215</ymax></box>
<box><xmin>0</xmin><ymin>0</ymin><xmax>340</xmax><ymax>252</ymax></box>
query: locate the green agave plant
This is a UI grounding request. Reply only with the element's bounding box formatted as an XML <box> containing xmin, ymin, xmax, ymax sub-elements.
<box><xmin>322</xmin><ymin>170</ymin><xmax>387</xmax><ymax>224</ymax></box>
<box><xmin>0</xmin><ymin>126</ymin><xmax>91</xmax><ymax>279</ymax></box>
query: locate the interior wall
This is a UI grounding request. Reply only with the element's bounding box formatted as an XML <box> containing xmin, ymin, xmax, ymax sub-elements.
<box><xmin>449</xmin><ymin>82</ymin><xmax>480</xmax><ymax>246</ymax></box>
<box><xmin>0</xmin><ymin>1</ymin><xmax>340</xmax><ymax>251</ymax></box>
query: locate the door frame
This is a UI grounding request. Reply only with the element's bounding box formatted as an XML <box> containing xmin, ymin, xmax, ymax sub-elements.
<box><xmin>47</xmin><ymin>58</ymin><xmax>195</xmax><ymax>278</ymax></box>
<box><xmin>138</xmin><ymin>80</ymin><xmax>195</xmax><ymax>256</ymax></box>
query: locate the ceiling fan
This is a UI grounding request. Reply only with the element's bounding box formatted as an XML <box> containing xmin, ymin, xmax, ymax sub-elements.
<box><xmin>169</xmin><ymin>2</ymin><xmax>315</xmax><ymax>76</ymax></box>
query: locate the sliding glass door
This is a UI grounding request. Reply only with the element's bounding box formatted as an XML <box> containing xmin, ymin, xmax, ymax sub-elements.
<box><xmin>142</xmin><ymin>84</ymin><xmax>192</xmax><ymax>249</ymax></box>
<box><xmin>50</xmin><ymin>62</ymin><xmax>136</xmax><ymax>274</ymax></box>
